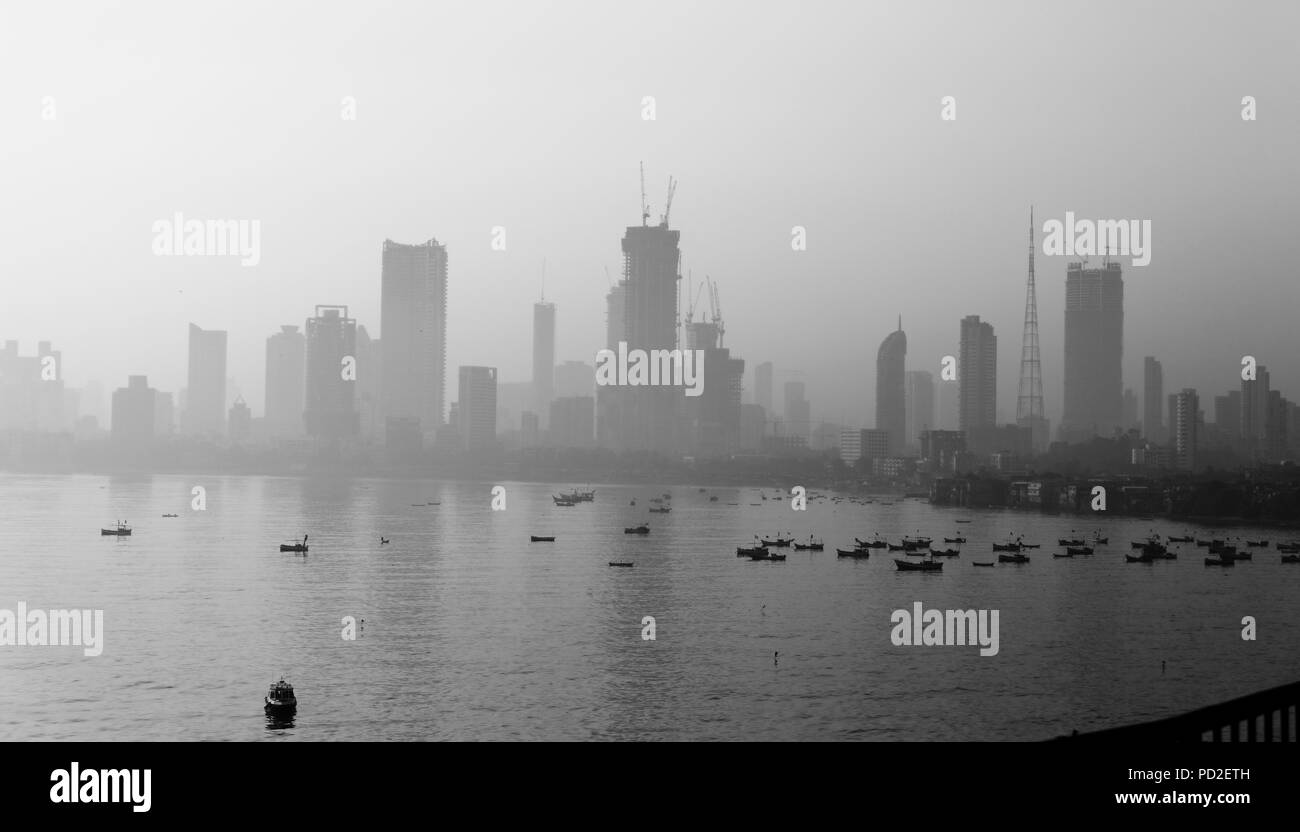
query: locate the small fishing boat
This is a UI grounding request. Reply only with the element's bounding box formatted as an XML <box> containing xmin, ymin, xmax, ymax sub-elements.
<box><xmin>793</xmin><ymin>538</ymin><xmax>824</xmax><ymax>551</ymax></box>
<box><xmin>1066</xmin><ymin>546</ymin><xmax>1094</xmax><ymax>555</ymax></box>
<box><xmin>1204</xmin><ymin>556</ymin><xmax>1235</xmax><ymax>567</ymax></box>
<box><xmin>1245</xmin><ymin>540</ymin><xmax>1268</xmax><ymax>547</ymax></box>
<box><xmin>972</xmin><ymin>560</ymin><xmax>995</xmax><ymax>567</ymax></box>
<box><xmin>101</xmin><ymin>522</ymin><xmax>132</xmax><ymax>536</ymax></box>
<box><xmin>530</xmin><ymin>535</ymin><xmax>556</xmax><ymax>542</ymax></box>
<box><xmin>737</xmin><ymin>545</ymin><xmax>767</xmax><ymax>556</ymax></box>
<box><xmin>943</xmin><ymin>536</ymin><xmax>966</xmax><ymax>543</ymax></box>
<box><xmin>998</xmin><ymin>553</ymin><xmax>1030</xmax><ymax>563</ymax></box>
<box><xmin>1277</xmin><ymin>542</ymin><xmax>1300</xmax><ymax>553</ymax></box>
<box><xmin>766</xmin><ymin>552</ymin><xmax>788</xmax><ymax>562</ymax></box>
<box><xmin>1167</xmin><ymin>535</ymin><xmax>1193</xmax><ymax>543</ymax></box>
<box><xmin>760</xmin><ymin>537</ymin><xmax>793</xmax><ymax>547</ymax></box>
<box><xmin>955</xmin><ymin>520</ymin><xmax>972</xmax><ymax>524</ymax></box>
<box><xmin>709</xmin><ymin>495</ymin><xmax>718</xmax><ymax>502</ymax></box>
<box><xmin>553</xmin><ymin>498</ymin><xmax>575</xmax><ymax>507</ymax></box>
<box><xmin>1209</xmin><ymin>543</ymin><xmax>1236</xmax><ymax>557</ymax></box>
<box><xmin>1195</xmin><ymin>539</ymin><xmax>1213</xmax><ymax>547</ymax></box>
<box><xmin>280</xmin><ymin>534</ymin><xmax>309</xmax><ymax>553</ymax></box>
<box><xmin>929</xmin><ymin>548</ymin><xmax>960</xmax><ymax>557</ymax></box>
<box><xmin>836</xmin><ymin>548</ymin><xmax>870</xmax><ymax>558</ymax></box>
<box><xmin>265</xmin><ymin>678</ymin><xmax>297</xmax><ymax>715</ymax></box>
<box><xmin>1053</xmin><ymin>552</ymin><xmax>1073</xmax><ymax>558</ymax></box>
<box><xmin>1228</xmin><ymin>550</ymin><xmax>1251</xmax><ymax>560</ymax></box>
<box><xmin>1093</xmin><ymin>536</ymin><xmax>1109</xmax><ymax>544</ymax></box>
<box><xmin>895</xmin><ymin>558</ymin><xmax>942</xmax><ymax>572</ymax></box>
<box><xmin>1058</xmin><ymin>539</ymin><xmax>1085</xmax><ymax>547</ymax></box>
<box><xmin>558</xmin><ymin>489</ymin><xmax>596</xmax><ymax>502</ymax></box>
<box><xmin>649</xmin><ymin>506</ymin><xmax>671</xmax><ymax>514</ymax></box>
<box><xmin>624</xmin><ymin>525</ymin><xmax>650</xmax><ymax>535</ymax></box>
<box><xmin>608</xmin><ymin>561</ymin><xmax>634</xmax><ymax>568</ymax></box>
<box><xmin>992</xmin><ymin>542</ymin><xmax>1021</xmax><ymax>552</ymax></box>
<box><xmin>162</xmin><ymin>513</ymin><xmax>178</xmax><ymax>518</ymax></box>
<box><xmin>1281</xmin><ymin>555</ymin><xmax>1300</xmax><ymax>564</ymax></box>
<box><xmin>855</xmin><ymin>537</ymin><xmax>887</xmax><ymax>549</ymax></box>
<box><xmin>887</xmin><ymin>543</ymin><xmax>907</xmax><ymax>551</ymax></box>
<box><xmin>1020</xmin><ymin>542</ymin><xmax>1041</xmax><ymax>549</ymax></box>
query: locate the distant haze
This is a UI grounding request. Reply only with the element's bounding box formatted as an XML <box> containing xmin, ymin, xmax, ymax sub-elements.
<box><xmin>2</xmin><ymin>1</ymin><xmax>1297</xmax><ymax>429</ymax></box>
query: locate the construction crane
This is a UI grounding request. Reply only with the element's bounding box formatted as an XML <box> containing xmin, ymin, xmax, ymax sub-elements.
<box><xmin>660</xmin><ymin>176</ymin><xmax>676</xmax><ymax>227</ymax></box>
<box><xmin>639</xmin><ymin>162</ymin><xmax>650</xmax><ymax>227</ymax></box>
<box><xmin>683</xmin><ymin>273</ymin><xmax>706</xmax><ymax>326</ymax></box>
<box><xmin>708</xmin><ymin>277</ymin><xmax>725</xmax><ymax>347</ymax></box>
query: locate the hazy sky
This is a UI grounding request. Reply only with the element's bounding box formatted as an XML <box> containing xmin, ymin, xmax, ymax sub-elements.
<box><xmin>2</xmin><ymin>1</ymin><xmax>1297</xmax><ymax>429</ymax></box>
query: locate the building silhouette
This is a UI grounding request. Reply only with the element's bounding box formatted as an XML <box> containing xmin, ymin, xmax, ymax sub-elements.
<box><xmin>876</xmin><ymin>320</ymin><xmax>906</xmax><ymax>453</ymax></box>
<box><xmin>457</xmin><ymin>366</ymin><xmax>498</xmax><ymax>451</ymax></box>
<box><xmin>783</xmin><ymin>380</ymin><xmax>810</xmax><ymax>444</ymax></box>
<box><xmin>380</xmin><ymin>238</ymin><xmax>448</xmax><ymax>447</ymax></box>
<box><xmin>1173</xmin><ymin>388</ymin><xmax>1199</xmax><ymax>471</ymax></box>
<box><xmin>683</xmin><ymin>315</ymin><xmax>744</xmax><ymax>455</ymax></box>
<box><xmin>755</xmin><ymin>361</ymin><xmax>774</xmax><ymax>416</ymax></box>
<box><xmin>959</xmin><ymin>315</ymin><xmax>997</xmax><ymax>432</ymax></box>
<box><xmin>1062</xmin><ymin>261</ymin><xmax>1123</xmax><ymax>441</ymax></box>
<box><xmin>111</xmin><ymin>375</ymin><xmax>156</xmax><ymax>445</ymax></box>
<box><xmin>554</xmin><ymin>360</ymin><xmax>594</xmax><ymax>399</ymax></box>
<box><xmin>303</xmin><ymin>305</ymin><xmax>358</xmax><ymax>440</ymax></box>
<box><xmin>905</xmin><ymin>370</ymin><xmax>935</xmax><ymax>450</ymax></box>
<box><xmin>1143</xmin><ymin>356</ymin><xmax>1164</xmax><ymax>444</ymax></box>
<box><xmin>183</xmin><ymin>323</ymin><xmax>226</xmax><ymax>436</ymax></box>
<box><xmin>264</xmin><ymin>325</ymin><xmax>305</xmax><ymax>439</ymax></box>
<box><xmin>532</xmin><ymin>299</ymin><xmax>555</xmax><ymax>428</ymax></box>
<box><xmin>614</xmin><ymin>219</ymin><xmax>681</xmax><ymax>453</ymax></box>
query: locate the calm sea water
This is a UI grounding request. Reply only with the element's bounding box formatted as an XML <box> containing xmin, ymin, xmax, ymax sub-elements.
<box><xmin>0</xmin><ymin>473</ymin><xmax>1296</xmax><ymax>741</ymax></box>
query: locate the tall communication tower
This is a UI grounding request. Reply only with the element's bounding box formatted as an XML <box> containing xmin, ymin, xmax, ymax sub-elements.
<box><xmin>1017</xmin><ymin>207</ymin><xmax>1048</xmax><ymax>451</ymax></box>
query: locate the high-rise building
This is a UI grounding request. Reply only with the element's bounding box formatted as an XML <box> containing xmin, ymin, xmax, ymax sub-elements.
<box><xmin>554</xmin><ymin>361</ymin><xmax>594</xmax><ymax>399</ymax></box>
<box><xmin>381</xmin><ymin>238</ymin><xmax>448</xmax><ymax>446</ymax></box>
<box><xmin>228</xmin><ymin>395</ymin><xmax>251</xmax><ymax>441</ymax></box>
<box><xmin>616</xmin><ymin>217</ymin><xmax>681</xmax><ymax>453</ymax></box>
<box><xmin>1143</xmin><ymin>356</ymin><xmax>1164</xmax><ymax>443</ymax></box>
<box><xmin>265</xmin><ymin>325</ymin><xmax>305</xmax><ymax>439</ymax></box>
<box><xmin>111</xmin><ymin>375</ymin><xmax>156</xmax><ymax>445</ymax></box>
<box><xmin>532</xmin><ymin>300</ymin><xmax>555</xmax><ymax>428</ymax></box>
<box><xmin>1241</xmin><ymin>364</ymin><xmax>1271</xmax><ymax>445</ymax></box>
<box><xmin>783</xmin><ymin>381</ymin><xmax>810</xmax><ymax>443</ymax></box>
<box><xmin>876</xmin><ymin>320</ymin><xmax>906</xmax><ymax>453</ymax></box>
<box><xmin>597</xmin><ymin>281</ymin><xmax>628</xmax><ymax>449</ymax></box>
<box><xmin>304</xmin><ymin>306</ymin><xmax>358</xmax><ymax>440</ymax></box>
<box><xmin>1016</xmin><ymin>209</ymin><xmax>1049</xmax><ymax>452</ymax></box>
<box><xmin>457</xmin><ymin>366</ymin><xmax>498</xmax><ymax>451</ymax></box>
<box><xmin>1173</xmin><ymin>388</ymin><xmax>1199</xmax><ymax>471</ymax></box>
<box><xmin>184</xmin><ymin>323</ymin><xmax>226</xmax><ymax>436</ymax></box>
<box><xmin>1123</xmin><ymin>388</ymin><xmax>1139</xmax><ymax>432</ymax></box>
<box><xmin>755</xmin><ymin>362</ymin><xmax>774</xmax><ymax>415</ymax></box>
<box><xmin>905</xmin><ymin>370</ymin><xmax>935</xmax><ymax>450</ymax></box>
<box><xmin>959</xmin><ymin>315</ymin><xmax>997</xmax><ymax>432</ymax></box>
<box><xmin>1062</xmin><ymin>262</ymin><xmax>1123</xmax><ymax>439</ymax></box>
<box><xmin>921</xmin><ymin>429</ymin><xmax>967</xmax><ymax>473</ymax></box>
<box><xmin>355</xmin><ymin>325</ymin><xmax>381</xmax><ymax>442</ymax></box>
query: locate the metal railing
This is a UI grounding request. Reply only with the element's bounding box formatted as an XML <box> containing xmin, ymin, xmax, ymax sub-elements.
<box><xmin>1057</xmin><ymin>681</ymin><xmax>1300</xmax><ymax>742</ymax></box>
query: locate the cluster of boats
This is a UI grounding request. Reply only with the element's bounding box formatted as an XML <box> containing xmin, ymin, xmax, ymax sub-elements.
<box><xmin>552</xmin><ymin>489</ymin><xmax>596</xmax><ymax>507</ymax></box>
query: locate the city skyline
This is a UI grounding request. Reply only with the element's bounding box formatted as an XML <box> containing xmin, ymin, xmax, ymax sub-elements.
<box><xmin>3</xmin><ymin>2</ymin><xmax>1297</xmax><ymax>432</ymax></box>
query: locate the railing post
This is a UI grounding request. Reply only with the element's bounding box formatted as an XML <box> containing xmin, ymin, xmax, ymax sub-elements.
<box><xmin>1230</xmin><ymin>720</ymin><xmax>1240</xmax><ymax>742</ymax></box>
<box><xmin>1248</xmin><ymin>714</ymin><xmax>1258</xmax><ymax>742</ymax></box>
<box><xmin>1265</xmin><ymin>709</ymin><xmax>1274</xmax><ymax>741</ymax></box>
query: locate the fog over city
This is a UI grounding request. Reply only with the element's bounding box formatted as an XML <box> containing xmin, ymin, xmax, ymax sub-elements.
<box><xmin>2</xmin><ymin>0</ymin><xmax>1297</xmax><ymax>429</ymax></box>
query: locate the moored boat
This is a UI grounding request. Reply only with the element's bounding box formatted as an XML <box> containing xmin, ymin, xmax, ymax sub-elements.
<box><xmin>1066</xmin><ymin>546</ymin><xmax>1093</xmax><ymax>555</ymax></box>
<box><xmin>929</xmin><ymin>548</ymin><xmax>960</xmax><ymax>557</ymax></box>
<box><xmin>1204</xmin><ymin>556</ymin><xmax>1235</xmax><ymax>567</ymax></box>
<box><xmin>265</xmin><ymin>678</ymin><xmax>297</xmax><ymax>715</ymax></box>
<box><xmin>280</xmin><ymin>534</ymin><xmax>309</xmax><ymax>553</ymax></box>
<box><xmin>101</xmin><ymin>521</ymin><xmax>132</xmax><ymax>536</ymax></box>
<box><xmin>1281</xmin><ymin>554</ymin><xmax>1300</xmax><ymax>564</ymax></box>
<box><xmin>943</xmin><ymin>536</ymin><xmax>966</xmax><ymax>543</ymax></box>
<box><xmin>992</xmin><ymin>542</ymin><xmax>1021</xmax><ymax>552</ymax></box>
<box><xmin>998</xmin><ymin>553</ymin><xmax>1030</xmax><ymax>563</ymax></box>
<box><xmin>972</xmin><ymin>560</ymin><xmax>995</xmax><ymax>567</ymax></box>
<box><xmin>624</xmin><ymin>525</ymin><xmax>650</xmax><ymax>535</ymax></box>
<box><xmin>894</xmin><ymin>558</ymin><xmax>942</xmax><ymax>571</ymax></box>
<box><xmin>836</xmin><ymin>547</ymin><xmax>870</xmax><ymax>558</ymax></box>
<box><xmin>737</xmin><ymin>545</ymin><xmax>767</xmax><ymax>556</ymax></box>
<box><xmin>608</xmin><ymin>561</ymin><xmax>634</xmax><ymax>567</ymax></box>
<box><xmin>530</xmin><ymin>535</ymin><xmax>556</xmax><ymax>542</ymax></box>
